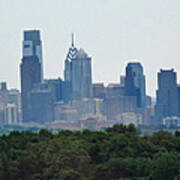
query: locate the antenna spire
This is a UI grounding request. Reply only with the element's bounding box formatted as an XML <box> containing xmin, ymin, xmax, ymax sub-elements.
<box><xmin>72</xmin><ymin>33</ymin><xmax>74</xmax><ymax>47</ymax></box>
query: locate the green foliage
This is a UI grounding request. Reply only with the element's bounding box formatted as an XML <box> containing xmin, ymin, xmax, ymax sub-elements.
<box><xmin>0</xmin><ymin>124</ymin><xmax>180</xmax><ymax>179</ymax></box>
<box><xmin>150</xmin><ymin>152</ymin><xmax>180</xmax><ymax>180</ymax></box>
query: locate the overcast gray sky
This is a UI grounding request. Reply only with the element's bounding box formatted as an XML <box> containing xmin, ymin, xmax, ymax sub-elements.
<box><xmin>1</xmin><ymin>0</ymin><xmax>180</xmax><ymax>96</ymax></box>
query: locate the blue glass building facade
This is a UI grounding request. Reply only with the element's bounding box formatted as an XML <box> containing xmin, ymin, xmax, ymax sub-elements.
<box><xmin>125</xmin><ymin>62</ymin><xmax>146</xmax><ymax>108</ymax></box>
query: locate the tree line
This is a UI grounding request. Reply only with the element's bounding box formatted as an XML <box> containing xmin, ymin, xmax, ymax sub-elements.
<box><xmin>0</xmin><ymin>124</ymin><xmax>180</xmax><ymax>180</ymax></box>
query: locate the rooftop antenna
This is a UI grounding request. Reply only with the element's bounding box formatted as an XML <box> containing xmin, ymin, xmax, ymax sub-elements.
<box><xmin>72</xmin><ymin>33</ymin><xmax>74</xmax><ymax>47</ymax></box>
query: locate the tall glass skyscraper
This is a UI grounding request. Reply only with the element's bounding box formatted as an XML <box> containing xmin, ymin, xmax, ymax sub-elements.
<box><xmin>155</xmin><ymin>69</ymin><xmax>179</xmax><ymax>124</ymax></box>
<box><xmin>20</xmin><ymin>30</ymin><xmax>43</xmax><ymax>122</ymax></box>
<box><xmin>64</xmin><ymin>35</ymin><xmax>92</xmax><ymax>101</ymax></box>
<box><xmin>23</xmin><ymin>30</ymin><xmax>43</xmax><ymax>81</ymax></box>
<box><xmin>71</xmin><ymin>48</ymin><xmax>92</xmax><ymax>100</ymax></box>
<box><xmin>64</xmin><ymin>34</ymin><xmax>78</xmax><ymax>102</ymax></box>
<box><xmin>125</xmin><ymin>62</ymin><xmax>146</xmax><ymax>108</ymax></box>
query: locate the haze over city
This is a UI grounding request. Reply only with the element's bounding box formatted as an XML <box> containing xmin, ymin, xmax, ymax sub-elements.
<box><xmin>1</xmin><ymin>2</ymin><xmax>180</xmax><ymax>179</ymax></box>
<box><xmin>1</xmin><ymin>0</ymin><xmax>180</xmax><ymax>96</ymax></box>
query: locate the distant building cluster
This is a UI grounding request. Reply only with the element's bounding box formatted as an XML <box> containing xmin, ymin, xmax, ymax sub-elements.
<box><xmin>0</xmin><ymin>82</ymin><xmax>20</xmax><ymax>125</ymax></box>
<box><xmin>0</xmin><ymin>30</ymin><xmax>179</xmax><ymax>129</ymax></box>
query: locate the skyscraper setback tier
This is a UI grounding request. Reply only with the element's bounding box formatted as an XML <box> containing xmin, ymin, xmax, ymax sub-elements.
<box><xmin>23</xmin><ymin>30</ymin><xmax>43</xmax><ymax>81</ymax></box>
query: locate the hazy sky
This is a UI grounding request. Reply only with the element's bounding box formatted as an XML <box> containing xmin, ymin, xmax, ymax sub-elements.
<box><xmin>1</xmin><ymin>0</ymin><xmax>180</xmax><ymax>96</ymax></box>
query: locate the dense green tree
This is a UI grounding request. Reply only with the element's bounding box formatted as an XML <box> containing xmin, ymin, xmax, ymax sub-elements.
<box><xmin>0</xmin><ymin>124</ymin><xmax>180</xmax><ymax>179</ymax></box>
<box><xmin>150</xmin><ymin>152</ymin><xmax>180</xmax><ymax>180</ymax></box>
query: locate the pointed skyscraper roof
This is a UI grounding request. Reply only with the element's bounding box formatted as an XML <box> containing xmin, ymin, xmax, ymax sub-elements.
<box><xmin>65</xmin><ymin>33</ymin><xmax>78</xmax><ymax>62</ymax></box>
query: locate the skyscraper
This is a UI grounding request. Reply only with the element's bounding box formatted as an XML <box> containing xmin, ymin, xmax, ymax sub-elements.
<box><xmin>20</xmin><ymin>57</ymin><xmax>41</xmax><ymax>123</ymax></box>
<box><xmin>64</xmin><ymin>34</ymin><xmax>78</xmax><ymax>102</ymax></box>
<box><xmin>155</xmin><ymin>69</ymin><xmax>179</xmax><ymax>124</ymax></box>
<box><xmin>71</xmin><ymin>48</ymin><xmax>92</xmax><ymax>100</ymax></box>
<box><xmin>23</xmin><ymin>30</ymin><xmax>43</xmax><ymax>81</ymax></box>
<box><xmin>44</xmin><ymin>78</ymin><xmax>64</xmax><ymax>102</ymax></box>
<box><xmin>28</xmin><ymin>85</ymin><xmax>54</xmax><ymax>124</ymax></box>
<box><xmin>64</xmin><ymin>35</ymin><xmax>92</xmax><ymax>101</ymax></box>
<box><xmin>64</xmin><ymin>34</ymin><xmax>78</xmax><ymax>83</ymax></box>
<box><xmin>20</xmin><ymin>30</ymin><xmax>43</xmax><ymax>123</ymax></box>
<box><xmin>125</xmin><ymin>62</ymin><xmax>146</xmax><ymax>108</ymax></box>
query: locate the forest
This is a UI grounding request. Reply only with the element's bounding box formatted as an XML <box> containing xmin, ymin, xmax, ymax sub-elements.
<box><xmin>0</xmin><ymin>124</ymin><xmax>180</xmax><ymax>180</ymax></box>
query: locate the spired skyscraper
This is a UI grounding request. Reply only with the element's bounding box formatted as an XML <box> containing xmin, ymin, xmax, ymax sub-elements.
<box><xmin>20</xmin><ymin>30</ymin><xmax>43</xmax><ymax>123</ymax></box>
<box><xmin>64</xmin><ymin>34</ymin><xmax>78</xmax><ymax>102</ymax></box>
<box><xmin>64</xmin><ymin>34</ymin><xmax>93</xmax><ymax>101</ymax></box>
<box><xmin>125</xmin><ymin>62</ymin><xmax>146</xmax><ymax>108</ymax></box>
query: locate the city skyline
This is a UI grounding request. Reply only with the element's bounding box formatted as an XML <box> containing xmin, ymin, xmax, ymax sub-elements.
<box><xmin>1</xmin><ymin>0</ymin><xmax>180</xmax><ymax>96</ymax></box>
<box><xmin>0</xmin><ymin>30</ymin><xmax>179</xmax><ymax>127</ymax></box>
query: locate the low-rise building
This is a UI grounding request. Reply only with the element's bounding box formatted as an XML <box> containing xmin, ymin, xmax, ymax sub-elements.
<box><xmin>163</xmin><ymin>116</ymin><xmax>180</xmax><ymax>128</ymax></box>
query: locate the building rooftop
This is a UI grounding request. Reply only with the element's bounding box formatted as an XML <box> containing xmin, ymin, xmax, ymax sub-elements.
<box><xmin>160</xmin><ymin>69</ymin><xmax>174</xmax><ymax>73</ymax></box>
<box><xmin>75</xmin><ymin>48</ymin><xmax>88</xmax><ymax>59</ymax></box>
<box><xmin>24</xmin><ymin>30</ymin><xmax>41</xmax><ymax>41</ymax></box>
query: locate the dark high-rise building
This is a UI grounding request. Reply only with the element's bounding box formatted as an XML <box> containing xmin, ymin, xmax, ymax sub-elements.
<box><xmin>155</xmin><ymin>69</ymin><xmax>179</xmax><ymax>124</ymax></box>
<box><xmin>44</xmin><ymin>78</ymin><xmax>64</xmax><ymax>102</ymax></box>
<box><xmin>20</xmin><ymin>30</ymin><xmax>43</xmax><ymax>123</ymax></box>
<box><xmin>125</xmin><ymin>62</ymin><xmax>146</xmax><ymax>108</ymax></box>
<box><xmin>64</xmin><ymin>34</ymin><xmax>92</xmax><ymax>101</ymax></box>
<box><xmin>20</xmin><ymin>56</ymin><xmax>41</xmax><ymax>122</ymax></box>
<box><xmin>28</xmin><ymin>86</ymin><xmax>54</xmax><ymax>124</ymax></box>
<box><xmin>23</xmin><ymin>30</ymin><xmax>43</xmax><ymax>81</ymax></box>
